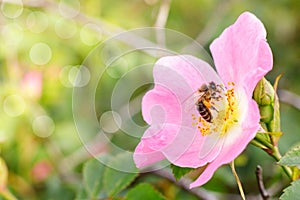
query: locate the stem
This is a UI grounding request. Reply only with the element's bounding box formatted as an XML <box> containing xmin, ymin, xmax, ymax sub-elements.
<box><xmin>251</xmin><ymin>139</ymin><xmax>267</xmax><ymax>149</ymax></box>
<box><xmin>254</xmin><ymin>134</ymin><xmax>273</xmax><ymax>150</ymax></box>
<box><xmin>253</xmin><ymin>135</ymin><xmax>292</xmax><ymax>179</ymax></box>
<box><xmin>230</xmin><ymin>161</ymin><xmax>246</xmax><ymax>200</ymax></box>
<box><xmin>272</xmin><ymin>146</ymin><xmax>292</xmax><ymax>179</ymax></box>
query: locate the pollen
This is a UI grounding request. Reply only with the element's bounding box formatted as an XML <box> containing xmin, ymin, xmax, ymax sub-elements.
<box><xmin>191</xmin><ymin>114</ymin><xmax>197</xmax><ymax>120</ymax></box>
<box><xmin>228</xmin><ymin>81</ymin><xmax>235</xmax><ymax>86</ymax></box>
<box><xmin>191</xmin><ymin>116</ymin><xmax>211</xmax><ymax>136</ymax></box>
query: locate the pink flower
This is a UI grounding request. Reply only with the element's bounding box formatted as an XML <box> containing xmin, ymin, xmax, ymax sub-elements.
<box><xmin>133</xmin><ymin>12</ymin><xmax>273</xmax><ymax>188</ymax></box>
<box><xmin>21</xmin><ymin>71</ymin><xmax>43</xmax><ymax>99</ymax></box>
<box><xmin>31</xmin><ymin>160</ymin><xmax>52</xmax><ymax>182</ymax></box>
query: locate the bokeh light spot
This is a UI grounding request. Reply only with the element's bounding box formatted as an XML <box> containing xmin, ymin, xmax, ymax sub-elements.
<box><xmin>55</xmin><ymin>18</ymin><xmax>77</xmax><ymax>39</ymax></box>
<box><xmin>80</xmin><ymin>23</ymin><xmax>102</xmax><ymax>46</ymax></box>
<box><xmin>59</xmin><ymin>65</ymin><xmax>73</xmax><ymax>88</ymax></box>
<box><xmin>2</xmin><ymin>23</ymin><xmax>23</xmax><ymax>47</ymax></box>
<box><xmin>26</xmin><ymin>11</ymin><xmax>49</xmax><ymax>33</ymax></box>
<box><xmin>3</xmin><ymin>95</ymin><xmax>26</xmax><ymax>117</ymax></box>
<box><xmin>1</xmin><ymin>0</ymin><xmax>23</xmax><ymax>19</ymax></box>
<box><xmin>100</xmin><ymin>111</ymin><xmax>122</xmax><ymax>133</ymax></box>
<box><xmin>58</xmin><ymin>0</ymin><xmax>80</xmax><ymax>18</ymax></box>
<box><xmin>32</xmin><ymin>115</ymin><xmax>55</xmax><ymax>138</ymax></box>
<box><xmin>29</xmin><ymin>43</ymin><xmax>52</xmax><ymax>65</ymax></box>
<box><xmin>144</xmin><ymin>0</ymin><xmax>158</xmax><ymax>5</ymax></box>
<box><xmin>68</xmin><ymin>65</ymin><xmax>91</xmax><ymax>87</ymax></box>
<box><xmin>0</xmin><ymin>130</ymin><xmax>6</xmax><ymax>143</ymax></box>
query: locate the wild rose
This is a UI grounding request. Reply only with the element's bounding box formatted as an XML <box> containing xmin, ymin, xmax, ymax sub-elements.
<box><xmin>133</xmin><ymin>12</ymin><xmax>273</xmax><ymax>188</ymax></box>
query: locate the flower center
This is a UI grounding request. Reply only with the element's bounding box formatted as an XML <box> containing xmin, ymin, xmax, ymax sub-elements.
<box><xmin>191</xmin><ymin>82</ymin><xmax>239</xmax><ymax>136</ymax></box>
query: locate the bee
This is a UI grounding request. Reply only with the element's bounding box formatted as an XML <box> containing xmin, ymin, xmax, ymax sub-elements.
<box><xmin>196</xmin><ymin>82</ymin><xmax>223</xmax><ymax>123</ymax></box>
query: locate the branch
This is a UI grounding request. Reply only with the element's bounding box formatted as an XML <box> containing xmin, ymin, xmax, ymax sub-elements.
<box><xmin>195</xmin><ymin>0</ymin><xmax>236</xmax><ymax>45</ymax></box>
<box><xmin>255</xmin><ymin>165</ymin><xmax>270</xmax><ymax>200</ymax></box>
<box><xmin>154</xmin><ymin>0</ymin><xmax>172</xmax><ymax>28</ymax></box>
<box><xmin>154</xmin><ymin>0</ymin><xmax>172</xmax><ymax>46</ymax></box>
<box><xmin>146</xmin><ymin>167</ymin><xmax>269</xmax><ymax>200</ymax></box>
<box><xmin>4</xmin><ymin>0</ymin><xmax>162</xmax><ymax>57</ymax></box>
<box><xmin>278</xmin><ymin>89</ymin><xmax>300</xmax><ymax>110</ymax></box>
<box><xmin>150</xmin><ymin>168</ymin><xmax>218</xmax><ymax>200</ymax></box>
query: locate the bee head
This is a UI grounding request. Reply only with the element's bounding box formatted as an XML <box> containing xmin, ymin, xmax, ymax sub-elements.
<box><xmin>208</xmin><ymin>81</ymin><xmax>217</xmax><ymax>90</ymax></box>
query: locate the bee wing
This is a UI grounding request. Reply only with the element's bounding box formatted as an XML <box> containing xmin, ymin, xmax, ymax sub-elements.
<box><xmin>181</xmin><ymin>92</ymin><xmax>200</xmax><ymax>112</ymax></box>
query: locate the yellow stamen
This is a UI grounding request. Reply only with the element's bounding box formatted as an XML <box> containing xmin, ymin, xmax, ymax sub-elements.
<box><xmin>221</xmin><ymin>85</ymin><xmax>238</xmax><ymax>134</ymax></box>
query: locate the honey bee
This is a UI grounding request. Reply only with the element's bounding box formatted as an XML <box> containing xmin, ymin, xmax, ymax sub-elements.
<box><xmin>196</xmin><ymin>82</ymin><xmax>223</xmax><ymax>123</ymax></box>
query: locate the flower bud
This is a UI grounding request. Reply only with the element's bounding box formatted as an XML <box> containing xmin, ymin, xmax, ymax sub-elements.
<box><xmin>259</xmin><ymin>105</ymin><xmax>274</xmax><ymax>123</ymax></box>
<box><xmin>253</xmin><ymin>78</ymin><xmax>275</xmax><ymax>106</ymax></box>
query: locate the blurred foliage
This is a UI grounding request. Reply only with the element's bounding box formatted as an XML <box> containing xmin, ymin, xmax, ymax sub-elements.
<box><xmin>0</xmin><ymin>0</ymin><xmax>300</xmax><ymax>199</ymax></box>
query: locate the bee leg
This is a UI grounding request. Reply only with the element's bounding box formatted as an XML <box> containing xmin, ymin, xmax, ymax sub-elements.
<box><xmin>210</xmin><ymin>105</ymin><xmax>219</xmax><ymax>112</ymax></box>
<box><xmin>211</xmin><ymin>95</ymin><xmax>223</xmax><ymax>101</ymax></box>
<box><xmin>217</xmin><ymin>84</ymin><xmax>225</xmax><ymax>91</ymax></box>
<box><xmin>213</xmin><ymin>85</ymin><xmax>224</xmax><ymax>94</ymax></box>
<box><xmin>216</xmin><ymin>95</ymin><xmax>223</xmax><ymax>101</ymax></box>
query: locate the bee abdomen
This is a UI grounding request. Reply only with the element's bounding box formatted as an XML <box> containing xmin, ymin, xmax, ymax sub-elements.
<box><xmin>196</xmin><ymin>102</ymin><xmax>212</xmax><ymax>123</ymax></box>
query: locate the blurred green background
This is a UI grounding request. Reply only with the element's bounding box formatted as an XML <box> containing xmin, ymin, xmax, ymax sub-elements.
<box><xmin>0</xmin><ymin>0</ymin><xmax>300</xmax><ymax>199</ymax></box>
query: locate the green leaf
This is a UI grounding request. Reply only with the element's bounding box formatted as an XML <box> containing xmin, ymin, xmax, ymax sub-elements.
<box><xmin>170</xmin><ymin>164</ymin><xmax>194</xmax><ymax>180</ymax></box>
<box><xmin>125</xmin><ymin>183</ymin><xmax>166</xmax><ymax>200</ymax></box>
<box><xmin>280</xmin><ymin>179</ymin><xmax>300</xmax><ymax>200</ymax></box>
<box><xmin>75</xmin><ymin>185</ymin><xmax>88</xmax><ymax>200</ymax></box>
<box><xmin>83</xmin><ymin>155</ymin><xmax>109</xmax><ymax>199</ymax></box>
<box><xmin>278</xmin><ymin>145</ymin><xmax>300</xmax><ymax>167</ymax></box>
<box><xmin>103</xmin><ymin>152</ymin><xmax>138</xmax><ymax>196</ymax></box>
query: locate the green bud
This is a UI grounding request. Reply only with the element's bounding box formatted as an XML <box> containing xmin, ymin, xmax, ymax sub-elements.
<box><xmin>259</xmin><ymin>105</ymin><xmax>274</xmax><ymax>123</ymax></box>
<box><xmin>254</xmin><ymin>76</ymin><xmax>282</xmax><ymax>146</ymax></box>
<box><xmin>253</xmin><ymin>78</ymin><xmax>275</xmax><ymax>106</ymax></box>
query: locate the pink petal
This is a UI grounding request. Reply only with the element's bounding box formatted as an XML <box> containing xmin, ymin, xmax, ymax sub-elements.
<box><xmin>141</xmin><ymin>103</ymin><xmax>227</xmax><ymax>168</ymax></box>
<box><xmin>142</xmin><ymin>55</ymin><xmax>223</xmax><ymax>127</ymax></box>
<box><xmin>134</xmin><ymin>124</ymin><xmax>196</xmax><ymax>167</ymax></box>
<box><xmin>153</xmin><ymin>55</ymin><xmax>223</xmax><ymax>101</ymax></box>
<box><xmin>197</xmin><ymin>134</ymin><xmax>226</xmax><ymax>162</ymax></box>
<box><xmin>189</xmin><ymin>99</ymin><xmax>260</xmax><ymax>188</ymax></box>
<box><xmin>142</xmin><ymin>85</ymin><xmax>181</xmax><ymax>125</ymax></box>
<box><xmin>171</xmin><ymin>133</ymin><xmax>226</xmax><ymax>168</ymax></box>
<box><xmin>133</xmin><ymin>138</ymin><xmax>166</xmax><ymax>168</ymax></box>
<box><xmin>210</xmin><ymin>12</ymin><xmax>273</xmax><ymax>97</ymax></box>
<box><xmin>152</xmin><ymin>124</ymin><xmax>198</xmax><ymax>162</ymax></box>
